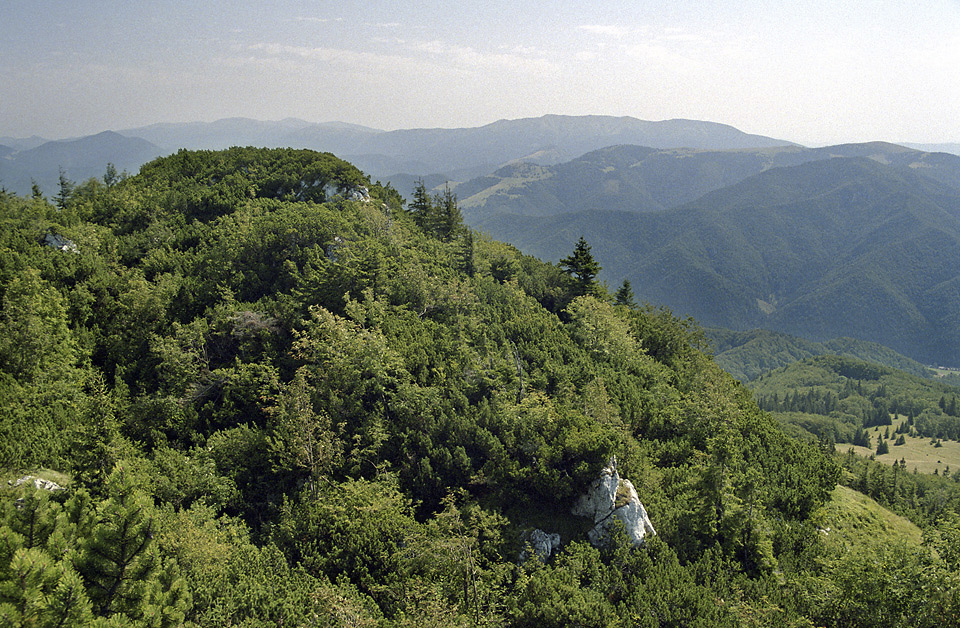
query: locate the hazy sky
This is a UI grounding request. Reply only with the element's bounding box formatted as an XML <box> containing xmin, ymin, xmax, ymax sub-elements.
<box><xmin>2</xmin><ymin>0</ymin><xmax>959</xmax><ymax>145</ymax></box>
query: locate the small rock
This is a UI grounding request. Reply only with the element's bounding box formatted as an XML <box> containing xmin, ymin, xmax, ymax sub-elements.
<box><xmin>520</xmin><ymin>528</ymin><xmax>561</xmax><ymax>562</ymax></box>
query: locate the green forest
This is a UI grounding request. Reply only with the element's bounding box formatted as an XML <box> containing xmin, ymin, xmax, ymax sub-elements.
<box><xmin>1</xmin><ymin>147</ymin><xmax>959</xmax><ymax>626</ymax></box>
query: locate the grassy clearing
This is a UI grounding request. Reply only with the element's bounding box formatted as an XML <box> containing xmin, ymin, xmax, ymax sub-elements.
<box><xmin>844</xmin><ymin>416</ymin><xmax>960</xmax><ymax>475</ymax></box>
<box><xmin>1</xmin><ymin>468</ymin><xmax>72</xmax><ymax>487</ymax></box>
<box><xmin>816</xmin><ymin>485</ymin><xmax>923</xmax><ymax>552</ymax></box>
<box><xmin>459</xmin><ymin>168</ymin><xmax>554</xmax><ymax>207</ymax></box>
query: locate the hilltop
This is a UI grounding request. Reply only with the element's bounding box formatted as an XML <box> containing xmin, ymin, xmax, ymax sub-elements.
<box><xmin>1</xmin><ymin>148</ymin><xmax>959</xmax><ymax>626</ymax></box>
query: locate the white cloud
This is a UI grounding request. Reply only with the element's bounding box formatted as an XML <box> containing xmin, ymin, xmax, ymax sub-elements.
<box><xmin>578</xmin><ymin>24</ymin><xmax>631</xmax><ymax>38</ymax></box>
<box><xmin>294</xmin><ymin>17</ymin><xmax>342</xmax><ymax>24</ymax></box>
<box><xmin>243</xmin><ymin>37</ymin><xmax>559</xmax><ymax>80</ymax></box>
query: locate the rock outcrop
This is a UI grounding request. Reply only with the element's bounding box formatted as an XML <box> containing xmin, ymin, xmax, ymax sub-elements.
<box><xmin>10</xmin><ymin>475</ymin><xmax>64</xmax><ymax>491</ymax></box>
<box><xmin>572</xmin><ymin>458</ymin><xmax>655</xmax><ymax>546</ymax></box>
<box><xmin>520</xmin><ymin>528</ymin><xmax>561</xmax><ymax>562</ymax></box>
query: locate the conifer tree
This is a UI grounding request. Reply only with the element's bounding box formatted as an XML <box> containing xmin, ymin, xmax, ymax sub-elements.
<box><xmin>74</xmin><ymin>468</ymin><xmax>190</xmax><ymax>624</ymax></box>
<box><xmin>409</xmin><ymin>179</ymin><xmax>435</xmax><ymax>233</ymax></box>
<box><xmin>434</xmin><ymin>184</ymin><xmax>463</xmax><ymax>241</ymax></box>
<box><xmin>613</xmin><ymin>279</ymin><xmax>635</xmax><ymax>307</ymax></box>
<box><xmin>559</xmin><ymin>236</ymin><xmax>602</xmax><ymax>297</ymax></box>
<box><xmin>54</xmin><ymin>167</ymin><xmax>74</xmax><ymax>210</ymax></box>
<box><xmin>0</xmin><ymin>547</ymin><xmax>95</xmax><ymax>627</ymax></box>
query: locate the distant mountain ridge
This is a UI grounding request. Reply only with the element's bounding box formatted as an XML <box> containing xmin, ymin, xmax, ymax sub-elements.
<box><xmin>457</xmin><ymin>141</ymin><xmax>960</xmax><ymax>218</ymax></box>
<box><xmin>705</xmin><ymin>327</ymin><xmax>943</xmax><ymax>382</ymax></box>
<box><xmin>118</xmin><ymin>114</ymin><xmax>795</xmax><ymax>180</ymax></box>
<box><xmin>0</xmin><ymin>131</ymin><xmax>163</xmax><ymax>196</ymax></box>
<box><xmin>1</xmin><ymin>114</ymin><xmax>794</xmax><ymax>197</ymax></box>
<box><xmin>478</xmin><ymin>156</ymin><xmax>960</xmax><ymax>366</ymax></box>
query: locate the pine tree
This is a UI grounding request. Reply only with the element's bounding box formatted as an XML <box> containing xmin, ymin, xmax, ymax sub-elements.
<box><xmin>0</xmin><ymin>547</ymin><xmax>95</xmax><ymax>627</ymax></box>
<box><xmin>74</xmin><ymin>469</ymin><xmax>191</xmax><ymax>624</ymax></box>
<box><xmin>613</xmin><ymin>280</ymin><xmax>635</xmax><ymax>307</ymax></box>
<box><xmin>559</xmin><ymin>237</ymin><xmax>602</xmax><ymax>298</ymax></box>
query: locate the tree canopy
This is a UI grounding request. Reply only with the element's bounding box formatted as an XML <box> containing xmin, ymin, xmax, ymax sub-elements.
<box><xmin>0</xmin><ymin>148</ymin><xmax>954</xmax><ymax>626</ymax></box>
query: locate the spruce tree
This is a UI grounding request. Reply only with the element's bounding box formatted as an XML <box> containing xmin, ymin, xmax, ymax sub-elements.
<box><xmin>559</xmin><ymin>236</ymin><xmax>602</xmax><ymax>297</ymax></box>
<box><xmin>613</xmin><ymin>279</ymin><xmax>635</xmax><ymax>307</ymax></box>
<box><xmin>434</xmin><ymin>184</ymin><xmax>463</xmax><ymax>241</ymax></box>
<box><xmin>408</xmin><ymin>179</ymin><xmax>435</xmax><ymax>232</ymax></box>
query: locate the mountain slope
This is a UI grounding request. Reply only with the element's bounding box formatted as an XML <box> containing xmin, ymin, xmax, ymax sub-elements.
<box><xmin>458</xmin><ymin>141</ymin><xmax>960</xmax><ymax>219</ymax></box>
<box><xmin>0</xmin><ymin>146</ymin><xmax>869</xmax><ymax>626</ymax></box>
<box><xmin>478</xmin><ymin>157</ymin><xmax>960</xmax><ymax>365</ymax></box>
<box><xmin>0</xmin><ymin>131</ymin><xmax>164</xmax><ymax>195</ymax></box>
<box><xmin>705</xmin><ymin>327</ymin><xmax>942</xmax><ymax>382</ymax></box>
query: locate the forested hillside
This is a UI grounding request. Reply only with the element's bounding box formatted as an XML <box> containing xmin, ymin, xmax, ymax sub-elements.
<box><xmin>1</xmin><ymin>148</ymin><xmax>958</xmax><ymax>626</ymax></box>
<box><xmin>480</xmin><ymin>157</ymin><xmax>960</xmax><ymax>365</ymax></box>
<box><xmin>705</xmin><ymin>327</ymin><xmax>947</xmax><ymax>382</ymax></box>
<box><xmin>458</xmin><ymin>141</ymin><xmax>960</xmax><ymax>219</ymax></box>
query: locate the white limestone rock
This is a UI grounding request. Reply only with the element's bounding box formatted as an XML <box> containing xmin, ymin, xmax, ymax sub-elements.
<box><xmin>573</xmin><ymin>458</ymin><xmax>655</xmax><ymax>546</ymax></box>
<box><xmin>572</xmin><ymin>461</ymin><xmax>620</xmax><ymax>522</ymax></box>
<box><xmin>10</xmin><ymin>475</ymin><xmax>64</xmax><ymax>492</ymax></box>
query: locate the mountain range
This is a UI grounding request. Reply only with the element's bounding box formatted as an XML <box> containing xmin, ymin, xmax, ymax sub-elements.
<box><xmin>3</xmin><ymin>114</ymin><xmax>959</xmax><ymax>367</ymax></box>
<box><xmin>0</xmin><ymin>131</ymin><xmax>164</xmax><ymax>195</ymax></box>
<box><xmin>457</xmin><ymin>142</ymin><xmax>960</xmax><ymax>218</ymax></box>
<box><xmin>477</xmin><ymin>154</ymin><xmax>960</xmax><ymax>366</ymax></box>
<box><xmin>1</xmin><ymin>115</ymin><xmax>792</xmax><ymax>197</ymax></box>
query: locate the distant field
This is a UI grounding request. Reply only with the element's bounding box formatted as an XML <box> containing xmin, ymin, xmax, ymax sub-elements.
<box><xmin>844</xmin><ymin>416</ymin><xmax>960</xmax><ymax>475</ymax></box>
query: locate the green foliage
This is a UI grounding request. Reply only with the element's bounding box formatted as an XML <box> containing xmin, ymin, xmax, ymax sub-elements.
<box><xmin>559</xmin><ymin>236</ymin><xmax>602</xmax><ymax>298</ymax></box>
<box><xmin>407</xmin><ymin>179</ymin><xmax>465</xmax><ymax>241</ymax></box>
<box><xmin>707</xmin><ymin>327</ymin><xmax>939</xmax><ymax>383</ymax></box>
<box><xmin>0</xmin><ymin>471</ymin><xmax>190</xmax><ymax>626</ymax></box>
<box><xmin>3</xmin><ymin>147</ymin><xmax>951</xmax><ymax>626</ymax></box>
<box><xmin>479</xmin><ymin>156</ymin><xmax>960</xmax><ymax>366</ymax></box>
<box><xmin>613</xmin><ymin>279</ymin><xmax>635</xmax><ymax>307</ymax></box>
<box><xmin>752</xmin><ymin>355</ymin><xmax>960</xmax><ymax>448</ymax></box>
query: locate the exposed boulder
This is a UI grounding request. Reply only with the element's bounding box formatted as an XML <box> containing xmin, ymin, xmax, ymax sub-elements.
<box><xmin>323</xmin><ymin>184</ymin><xmax>371</xmax><ymax>203</ymax></box>
<box><xmin>520</xmin><ymin>528</ymin><xmax>562</xmax><ymax>562</ymax></box>
<box><xmin>42</xmin><ymin>232</ymin><xmax>78</xmax><ymax>253</ymax></box>
<box><xmin>10</xmin><ymin>475</ymin><xmax>64</xmax><ymax>492</ymax></box>
<box><xmin>572</xmin><ymin>458</ymin><xmax>655</xmax><ymax>546</ymax></box>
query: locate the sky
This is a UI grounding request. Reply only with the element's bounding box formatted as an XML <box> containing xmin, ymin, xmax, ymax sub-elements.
<box><xmin>2</xmin><ymin>0</ymin><xmax>959</xmax><ymax>146</ymax></box>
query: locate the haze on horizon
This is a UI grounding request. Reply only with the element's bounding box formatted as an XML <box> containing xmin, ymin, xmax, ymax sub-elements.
<box><xmin>2</xmin><ymin>0</ymin><xmax>959</xmax><ymax>147</ymax></box>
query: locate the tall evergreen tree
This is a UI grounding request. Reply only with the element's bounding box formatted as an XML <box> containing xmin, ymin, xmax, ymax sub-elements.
<box><xmin>434</xmin><ymin>184</ymin><xmax>463</xmax><ymax>241</ymax></box>
<box><xmin>408</xmin><ymin>179</ymin><xmax>434</xmax><ymax>232</ymax></box>
<box><xmin>559</xmin><ymin>236</ymin><xmax>602</xmax><ymax>297</ymax></box>
<box><xmin>613</xmin><ymin>279</ymin><xmax>636</xmax><ymax>307</ymax></box>
<box><xmin>54</xmin><ymin>167</ymin><xmax>74</xmax><ymax>210</ymax></box>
